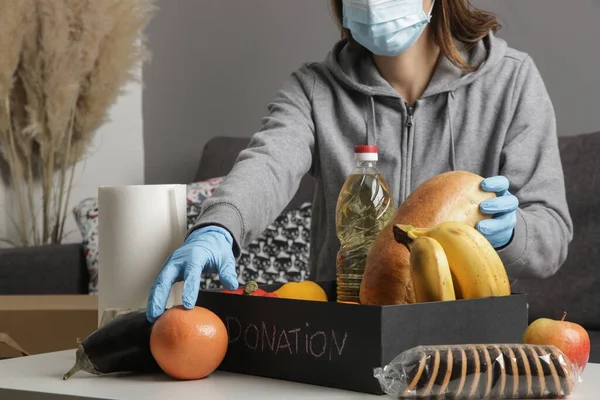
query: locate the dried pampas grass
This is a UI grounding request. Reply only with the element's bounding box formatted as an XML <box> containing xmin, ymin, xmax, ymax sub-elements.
<box><xmin>0</xmin><ymin>0</ymin><xmax>156</xmax><ymax>246</ymax></box>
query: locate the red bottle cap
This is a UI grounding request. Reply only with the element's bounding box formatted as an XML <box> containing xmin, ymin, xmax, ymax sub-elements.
<box><xmin>354</xmin><ymin>145</ymin><xmax>378</xmax><ymax>154</ymax></box>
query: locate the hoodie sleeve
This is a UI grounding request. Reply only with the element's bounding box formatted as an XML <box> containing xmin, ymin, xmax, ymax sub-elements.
<box><xmin>496</xmin><ymin>55</ymin><xmax>573</xmax><ymax>279</ymax></box>
<box><xmin>189</xmin><ymin>64</ymin><xmax>317</xmax><ymax>257</ymax></box>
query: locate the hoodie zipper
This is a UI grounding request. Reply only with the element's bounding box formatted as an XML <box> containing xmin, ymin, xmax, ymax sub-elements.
<box><xmin>406</xmin><ymin>105</ymin><xmax>415</xmax><ymax>129</ymax></box>
<box><xmin>401</xmin><ymin>103</ymin><xmax>416</xmax><ymax>202</ymax></box>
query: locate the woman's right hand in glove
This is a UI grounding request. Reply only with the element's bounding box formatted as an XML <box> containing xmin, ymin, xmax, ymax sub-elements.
<box><xmin>146</xmin><ymin>225</ymin><xmax>239</xmax><ymax>323</ymax></box>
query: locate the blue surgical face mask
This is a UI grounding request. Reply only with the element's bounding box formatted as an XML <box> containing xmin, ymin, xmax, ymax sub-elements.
<box><xmin>342</xmin><ymin>0</ymin><xmax>436</xmax><ymax>57</ymax></box>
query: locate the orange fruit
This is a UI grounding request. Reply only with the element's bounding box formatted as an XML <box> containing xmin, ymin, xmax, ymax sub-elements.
<box><xmin>150</xmin><ymin>305</ymin><xmax>228</xmax><ymax>380</ymax></box>
<box><xmin>274</xmin><ymin>281</ymin><xmax>328</xmax><ymax>302</ymax></box>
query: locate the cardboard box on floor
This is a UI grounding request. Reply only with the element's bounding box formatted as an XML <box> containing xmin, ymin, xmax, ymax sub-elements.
<box><xmin>0</xmin><ymin>295</ymin><xmax>97</xmax><ymax>359</ymax></box>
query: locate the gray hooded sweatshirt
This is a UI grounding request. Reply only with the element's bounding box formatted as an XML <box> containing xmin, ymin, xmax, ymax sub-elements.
<box><xmin>193</xmin><ymin>32</ymin><xmax>573</xmax><ymax>283</ymax></box>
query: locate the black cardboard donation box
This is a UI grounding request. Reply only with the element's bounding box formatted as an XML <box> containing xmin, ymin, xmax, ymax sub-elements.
<box><xmin>196</xmin><ymin>281</ymin><xmax>528</xmax><ymax>395</ymax></box>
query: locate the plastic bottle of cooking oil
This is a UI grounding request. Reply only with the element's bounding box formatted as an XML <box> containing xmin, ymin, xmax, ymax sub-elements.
<box><xmin>335</xmin><ymin>145</ymin><xmax>396</xmax><ymax>304</ymax></box>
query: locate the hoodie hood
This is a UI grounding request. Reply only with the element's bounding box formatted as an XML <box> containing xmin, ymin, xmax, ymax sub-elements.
<box><xmin>324</xmin><ymin>31</ymin><xmax>508</xmax><ymax>99</ymax></box>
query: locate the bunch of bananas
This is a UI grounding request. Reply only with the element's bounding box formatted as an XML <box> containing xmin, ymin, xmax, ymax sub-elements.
<box><xmin>393</xmin><ymin>221</ymin><xmax>511</xmax><ymax>303</ymax></box>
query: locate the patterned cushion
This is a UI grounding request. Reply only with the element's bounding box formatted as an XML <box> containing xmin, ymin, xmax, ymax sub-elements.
<box><xmin>202</xmin><ymin>202</ymin><xmax>312</xmax><ymax>289</ymax></box>
<box><xmin>72</xmin><ymin>178</ymin><xmax>312</xmax><ymax>294</ymax></box>
<box><xmin>73</xmin><ymin>198</ymin><xmax>99</xmax><ymax>293</ymax></box>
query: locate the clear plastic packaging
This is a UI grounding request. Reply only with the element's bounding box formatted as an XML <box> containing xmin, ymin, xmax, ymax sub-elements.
<box><xmin>373</xmin><ymin>343</ymin><xmax>583</xmax><ymax>399</ymax></box>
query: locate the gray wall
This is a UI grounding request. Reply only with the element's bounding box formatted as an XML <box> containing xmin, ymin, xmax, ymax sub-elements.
<box><xmin>142</xmin><ymin>0</ymin><xmax>339</xmax><ymax>184</ymax></box>
<box><xmin>143</xmin><ymin>0</ymin><xmax>600</xmax><ymax>184</ymax></box>
<box><xmin>471</xmin><ymin>0</ymin><xmax>600</xmax><ymax>137</ymax></box>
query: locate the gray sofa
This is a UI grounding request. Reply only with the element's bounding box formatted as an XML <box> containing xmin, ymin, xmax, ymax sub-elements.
<box><xmin>1</xmin><ymin>131</ymin><xmax>598</xmax><ymax>363</ymax></box>
<box><xmin>0</xmin><ymin>243</ymin><xmax>88</xmax><ymax>295</ymax></box>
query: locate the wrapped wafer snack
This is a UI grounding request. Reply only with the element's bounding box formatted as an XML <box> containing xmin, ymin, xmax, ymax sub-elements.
<box><xmin>374</xmin><ymin>343</ymin><xmax>583</xmax><ymax>399</ymax></box>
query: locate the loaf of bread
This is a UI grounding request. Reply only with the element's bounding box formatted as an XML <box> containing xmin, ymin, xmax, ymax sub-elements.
<box><xmin>374</xmin><ymin>343</ymin><xmax>577</xmax><ymax>399</ymax></box>
<box><xmin>360</xmin><ymin>171</ymin><xmax>495</xmax><ymax>305</ymax></box>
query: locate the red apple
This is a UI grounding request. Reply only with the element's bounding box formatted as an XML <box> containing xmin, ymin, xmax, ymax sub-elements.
<box><xmin>523</xmin><ymin>311</ymin><xmax>591</xmax><ymax>371</ymax></box>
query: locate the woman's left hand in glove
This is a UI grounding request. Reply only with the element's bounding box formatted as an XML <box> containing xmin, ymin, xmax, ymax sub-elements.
<box><xmin>477</xmin><ymin>176</ymin><xmax>519</xmax><ymax>249</ymax></box>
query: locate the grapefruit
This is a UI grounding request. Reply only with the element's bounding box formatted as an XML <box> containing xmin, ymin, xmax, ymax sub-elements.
<box><xmin>150</xmin><ymin>305</ymin><xmax>228</xmax><ymax>380</ymax></box>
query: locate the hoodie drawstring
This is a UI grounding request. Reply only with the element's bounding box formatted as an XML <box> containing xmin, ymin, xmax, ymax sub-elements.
<box><xmin>365</xmin><ymin>96</ymin><xmax>376</xmax><ymax>146</ymax></box>
<box><xmin>446</xmin><ymin>92</ymin><xmax>457</xmax><ymax>171</ymax></box>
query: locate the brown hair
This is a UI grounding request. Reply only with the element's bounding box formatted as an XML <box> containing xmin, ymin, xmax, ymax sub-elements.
<box><xmin>330</xmin><ymin>0</ymin><xmax>502</xmax><ymax>71</ymax></box>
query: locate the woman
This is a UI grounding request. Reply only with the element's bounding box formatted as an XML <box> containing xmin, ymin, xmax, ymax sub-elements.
<box><xmin>146</xmin><ymin>0</ymin><xmax>573</xmax><ymax>322</ymax></box>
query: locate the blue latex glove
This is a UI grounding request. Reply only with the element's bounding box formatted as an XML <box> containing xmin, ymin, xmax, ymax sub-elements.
<box><xmin>477</xmin><ymin>176</ymin><xmax>519</xmax><ymax>249</ymax></box>
<box><xmin>146</xmin><ymin>225</ymin><xmax>239</xmax><ymax>322</ymax></box>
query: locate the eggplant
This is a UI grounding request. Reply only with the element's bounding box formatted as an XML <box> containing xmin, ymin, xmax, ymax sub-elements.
<box><xmin>62</xmin><ymin>309</ymin><xmax>161</xmax><ymax>380</ymax></box>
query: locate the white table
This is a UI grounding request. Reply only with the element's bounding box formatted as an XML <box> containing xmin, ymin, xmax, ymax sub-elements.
<box><xmin>0</xmin><ymin>350</ymin><xmax>598</xmax><ymax>399</ymax></box>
